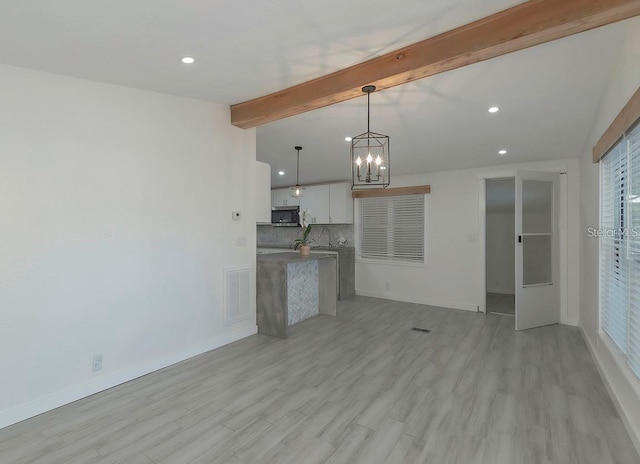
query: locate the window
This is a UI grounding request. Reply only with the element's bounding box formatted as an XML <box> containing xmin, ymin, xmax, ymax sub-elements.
<box><xmin>356</xmin><ymin>194</ymin><xmax>425</xmax><ymax>263</ymax></box>
<box><xmin>600</xmin><ymin>119</ymin><xmax>640</xmax><ymax>378</ymax></box>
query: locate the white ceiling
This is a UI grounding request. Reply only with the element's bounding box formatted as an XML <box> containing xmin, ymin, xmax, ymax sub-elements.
<box><xmin>0</xmin><ymin>1</ymin><xmax>631</xmax><ymax>188</ymax></box>
<box><xmin>260</xmin><ymin>23</ymin><xmax>627</xmax><ymax>188</ymax></box>
<box><xmin>0</xmin><ymin>0</ymin><xmax>523</xmax><ymax>103</ymax></box>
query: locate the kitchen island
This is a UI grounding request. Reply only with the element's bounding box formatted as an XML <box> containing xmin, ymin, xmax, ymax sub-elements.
<box><xmin>256</xmin><ymin>252</ymin><xmax>337</xmax><ymax>338</ymax></box>
<box><xmin>257</xmin><ymin>246</ymin><xmax>355</xmax><ymax>300</ymax></box>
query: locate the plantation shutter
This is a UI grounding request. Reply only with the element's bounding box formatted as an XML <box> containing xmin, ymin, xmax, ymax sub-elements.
<box><xmin>600</xmin><ymin>119</ymin><xmax>640</xmax><ymax>379</ymax></box>
<box><xmin>600</xmin><ymin>141</ymin><xmax>629</xmax><ymax>355</ymax></box>
<box><xmin>358</xmin><ymin>195</ymin><xmax>425</xmax><ymax>263</ymax></box>
<box><xmin>628</xmin><ymin>121</ymin><xmax>640</xmax><ymax>377</ymax></box>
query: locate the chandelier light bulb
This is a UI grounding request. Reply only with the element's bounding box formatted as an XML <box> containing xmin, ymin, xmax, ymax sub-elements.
<box><xmin>375</xmin><ymin>155</ymin><xmax>382</xmax><ymax>166</ymax></box>
<box><xmin>366</xmin><ymin>154</ymin><xmax>373</xmax><ymax>164</ymax></box>
<box><xmin>356</xmin><ymin>156</ymin><xmax>362</xmax><ymax>166</ymax></box>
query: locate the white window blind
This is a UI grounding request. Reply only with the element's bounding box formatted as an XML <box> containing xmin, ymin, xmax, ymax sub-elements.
<box><xmin>600</xmin><ymin>119</ymin><xmax>640</xmax><ymax>379</ymax></box>
<box><xmin>357</xmin><ymin>194</ymin><xmax>425</xmax><ymax>263</ymax></box>
<box><xmin>629</xmin><ymin>121</ymin><xmax>640</xmax><ymax>376</ymax></box>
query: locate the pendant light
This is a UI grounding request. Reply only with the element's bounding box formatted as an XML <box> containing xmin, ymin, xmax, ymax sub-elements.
<box><xmin>351</xmin><ymin>85</ymin><xmax>390</xmax><ymax>189</ymax></box>
<box><xmin>289</xmin><ymin>145</ymin><xmax>305</xmax><ymax>198</ymax></box>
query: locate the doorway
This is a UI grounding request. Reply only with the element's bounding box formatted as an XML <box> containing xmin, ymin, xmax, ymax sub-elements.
<box><xmin>485</xmin><ymin>178</ymin><xmax>515</xmax><ymax>317</ymax></box>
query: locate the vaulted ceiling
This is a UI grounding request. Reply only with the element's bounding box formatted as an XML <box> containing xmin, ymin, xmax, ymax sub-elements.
<box><xmin>0</xmin><ymin>0</ymin><xmax>635</xmax><ymax>187</ymax></box>
<box><xmin>259</xmin><ymin>23</ymin><xmax>626</xmax><ymax>187</ymax></box>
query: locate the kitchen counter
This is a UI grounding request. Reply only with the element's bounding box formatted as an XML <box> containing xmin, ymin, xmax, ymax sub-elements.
<box><xmin>257</xmin><ymin>245</ymin><xmax>352</xmax><ymax>253</ymax></box>
<box><xmin>257</xmin><ymin>253</ymin><xmax>337</xmax><ymax>338</ymax></box>
<box><xmin>256</xmin><ymin>251</ymin><xmax>337</xmax><ymax>262</ymax></box>
<box><xmin>257</xmin><ymin>246</ymin><xmax>355</xmax><ymax>300</ymax></box>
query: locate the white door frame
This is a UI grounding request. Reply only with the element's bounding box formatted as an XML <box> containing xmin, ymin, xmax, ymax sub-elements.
<box><xmin>478</xmin><ymin>169</ymin><xmax>569</xmax><ymax>321</ymax></box>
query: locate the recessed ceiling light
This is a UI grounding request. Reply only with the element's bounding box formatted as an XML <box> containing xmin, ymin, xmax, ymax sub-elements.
<box><xmin>488</xmin><ymin>106</ymin><xmax>499</xmax><ymax>113</ymax></box>
<box><xmin>498</xmin><ymin>149</ymin><xmax>507</xmax><ymax>155</ymax></box>
<box><xmin>181</xmin><ymin>56</ymin><xmax>195</xmax><ymax>64</ymax></box>
<box><xmin>345</xmin><ymin>137</ymin><xmax>352</xmax><ymax>142</ymax></box>
<box><xmin>278</xmin><ymin>171</ymin><xmax>285</xmax><ymax>176</ymax></box>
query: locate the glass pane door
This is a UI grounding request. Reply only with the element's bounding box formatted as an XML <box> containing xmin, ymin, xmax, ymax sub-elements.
<box><xmin>522</xmin><ymin>180</ymin><xmax>553</xmax><ymax>286</ymax></box>
<box><xmin>515</xmin><ymin>171</ymin><xmax>560</xmax><ymax>331</ymax></box>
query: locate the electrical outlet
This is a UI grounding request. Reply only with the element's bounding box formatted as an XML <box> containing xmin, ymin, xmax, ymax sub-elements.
<box><xmin>384</xmin><ymin>282</ymin><xmax>391</xmax><ymax>292</ymax></box>
<box><xmin>92</xmin><ymin>354</ymin><xmax>103</xmax><ymax>372</ymax></box>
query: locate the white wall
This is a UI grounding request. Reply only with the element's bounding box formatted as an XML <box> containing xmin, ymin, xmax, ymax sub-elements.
<box><xmin>356</xmin><ymin>158</ymin><xmax>580</xmax><ymax>325</ymax></box>
<box><xmin>578</xmin><ymin>16</ymin><xmax>640</xmax><ymax>452</ymax></box>
<box><xmin>0</xmin><ymin>64</ymin><xmax>257</xmax><ymax>428</ymax></box>
<box><xmin>486</xmin><ymin>212</ymin><xmax>515</xmax><ymax>294</ymax></box>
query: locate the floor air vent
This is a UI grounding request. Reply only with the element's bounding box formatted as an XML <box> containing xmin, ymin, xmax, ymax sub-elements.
<box><xmin>411</xmin><ymin>327</ymin><xmax>431</xmax><ymax>333</ymax></box>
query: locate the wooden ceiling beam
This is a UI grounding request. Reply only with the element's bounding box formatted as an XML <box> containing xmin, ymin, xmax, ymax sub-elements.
<box><xmin>230</xmin><ymin>0</ymin><xmax>640</xmax><ymax>129</ymax></box>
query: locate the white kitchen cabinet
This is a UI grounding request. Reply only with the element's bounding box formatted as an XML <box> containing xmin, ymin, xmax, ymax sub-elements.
<box><xmin>270</xmin><ymin>182</ymin><xmax>352</xmax><ymax>224</ymax></box>
<box><xmin>271</xmin><ymin>188</ymin><xmax>299</xmax><ymax>207</ymax></box>
<box><xmin>300</xmin><ymin>185</ymin><xmax>330</xmax><ymax>224</ymax></box>
<box><xmin>255</xmin><ymin>161</ymin><xmax>271</xmax><ymax>223</ymax></box>
<box><xmin>329</xmin><ymin>182</ymin><xmax>353</xmax><ymax>224</ymax></box>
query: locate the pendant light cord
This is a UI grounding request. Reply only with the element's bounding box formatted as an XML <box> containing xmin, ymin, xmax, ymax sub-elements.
<box><xmin>367</xmin><ymin>90</ymin><xmax>370</xmax><ymax>133</ymax></box>
<box><xmin>294</xmin><ymin>146</ymin><xmax>302</xmax><ymax>186</ymax></box>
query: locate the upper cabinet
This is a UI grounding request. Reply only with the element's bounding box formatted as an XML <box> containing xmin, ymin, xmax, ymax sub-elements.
<box><xmin>300</xmin><ymin>185</ymin><xmax>330</xmax><ymax>224</ymax></box>
<box><xmin>329</xmin><ymin>183</ymin><xmax>353</xmax><ymax>224</ymax></box>
<box><xmin>255</xmin><ymin>161</ymin><xmax>272</xmax><ymax>223</ymax></box>
<box><xmin>270</xmin><ymin>182</ymin><xmax>353</xmax><ymax>224</ymax></box>
<box><xmin>271</xmin><ymin>188</ymin><xmax>299</xmax><ymax>207</ymax></box>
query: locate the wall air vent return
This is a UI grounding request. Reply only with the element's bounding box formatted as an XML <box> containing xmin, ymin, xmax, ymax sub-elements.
<box><xmin>224</xmin><ymin>266</ymin><xmax>251</xmax><ymax>325</ymax></box>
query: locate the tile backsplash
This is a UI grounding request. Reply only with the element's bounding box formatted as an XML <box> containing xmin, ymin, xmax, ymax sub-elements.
<box><xmin>257</xmin><ymin>224</ymin><xmax>354</xmax><ymax>248</ymax></box>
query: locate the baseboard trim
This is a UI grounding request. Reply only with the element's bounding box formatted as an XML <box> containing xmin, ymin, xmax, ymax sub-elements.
<box><xmin>355</xmin><ymin>289</ymin><xmax>477</xmax><ymax>312</ymax></box>
<box><xmin>0</xmin><ymin>325</ymin><xmax>257</xmax><ymax>430</ymax></box>
<box><xmin>579</xmin><ymin>326</ymin><xmax>640</xmax><ymax>456</ymax></box>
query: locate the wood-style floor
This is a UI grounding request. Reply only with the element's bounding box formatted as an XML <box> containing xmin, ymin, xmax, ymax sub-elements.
<box><xmin>1</xmin><ymin>296</ymin><xmax>638</xmax><ymax>464</ymax></box>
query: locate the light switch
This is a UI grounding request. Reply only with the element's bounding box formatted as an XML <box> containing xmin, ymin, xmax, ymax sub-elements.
<box><xmin>236</xmin><ymin>236</ymin><xmax>247</xmax><ymax>246</ymax></box>
<box><xmin>467</xmin><ymin>233</ymin><xmax>478</xmax><ymax>243</ymax></box>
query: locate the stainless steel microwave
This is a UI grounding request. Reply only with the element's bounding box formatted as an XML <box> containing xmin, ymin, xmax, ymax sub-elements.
<box><xmin>271</xmin><ymin>206</ymin><xmax>300</xmax><ymax>227</ymax></box>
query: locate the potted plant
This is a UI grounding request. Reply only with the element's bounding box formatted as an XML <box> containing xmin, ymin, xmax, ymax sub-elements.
<box><xmin>293</xmin><ymin>224</ymin><xmax>314</xmax><ymax>257</ymax></box>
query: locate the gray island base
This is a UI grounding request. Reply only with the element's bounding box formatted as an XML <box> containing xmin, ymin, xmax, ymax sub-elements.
<box><xmin>257</xmin><ymin>252</ymin><xmax>337</xmax><ymax>338</ymax></box>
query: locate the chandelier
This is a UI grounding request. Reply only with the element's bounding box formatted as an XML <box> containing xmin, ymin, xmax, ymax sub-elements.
<box><xmin>351</xmin><ymin>85</ymin><xmax>390</xmax><ymax>189</ymax></box>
